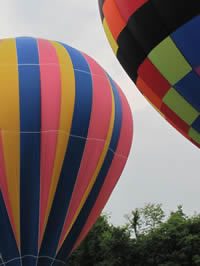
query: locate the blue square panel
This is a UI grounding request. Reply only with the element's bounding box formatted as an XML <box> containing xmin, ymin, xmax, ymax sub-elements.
<box><xmin>171</xmin><ymin>15</ymin><xmax>200</xmax><ymax>67</ymax></box>
<box><xmin>192</xmin><ymin>116</ymin><xmax>200</xmax><ymax>133</ymax></box>
<box><xmin>174</xmin><ymin>71</ymin><xmax>200</xmax><ymax>112</ymax></box>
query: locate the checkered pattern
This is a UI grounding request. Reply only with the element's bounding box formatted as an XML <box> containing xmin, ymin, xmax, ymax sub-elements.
<box><xmin>99</xmin><ymin>0</ymin><xmax>200</xmax><ymax>148</ymax></box>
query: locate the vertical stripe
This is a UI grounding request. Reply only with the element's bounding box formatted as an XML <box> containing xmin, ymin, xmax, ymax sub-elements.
<box><xmin>72</xmin><ymin>84</ymin><xmax>133</xmax><ymax>253</ymax></box>
<box><xmin>38</xmin><ymin>44</ymin><xmax>93</xmax><ymax>266</ymax></box>
<box><xmin>0</xmin><ymin>39</ymin><xmax>21</xmax><ymax>249</ymax></box>
<box><xmin>16</xmin><ymin>37</ymin><xmax>41</xmax><ymax>266</ymax></box>
<box><xmin>55</xmin><ymin>74</ymin><xmax>123</xmax><ymax>262</ymax></box>
<box><xmin>57</xmin><ymin>53</ymin><xmax>113</xmax><ymax>250</ymax></box>
<box><xmin>0</xmin><ymin>131</ymin><xmax>18</xmax><ymax>247</ymax></box>
<box><xmin>0</xmin><ymin>191</ymin><xmax>20</xmax><ymax>266</ymax></box>
<box><xmin>37</xmin><ymin>39</ymin><xmax>61</xmax><ymax>246</ymax></box>
<box><xmin>38</xmin><ymin>41</ymin><xmax>76</xmax><ymax>248</ymax></box>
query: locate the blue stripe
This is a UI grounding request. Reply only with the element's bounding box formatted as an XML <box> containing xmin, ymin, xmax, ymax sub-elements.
<box><xmin>16</xmin><ymin>37</ymin><xmax>41</xmax><ymax>266</ymax></box>
<box><xmin>38</xmin><ymin>44</ymin><xmax>93</xmax><ymax>266</ymax></box>
<box><xmin>0</xmin><ymin>191</ymin><xmax>20</xmax><ymax>266</ymax></box>
<box><xmin>54</xmin><ymin>74</ymin><xmax>123</xmax><ymax>263</ymax></box>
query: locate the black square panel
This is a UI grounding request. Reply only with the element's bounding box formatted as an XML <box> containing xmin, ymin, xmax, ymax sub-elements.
<box><xmin>117</xmin><ymin>27</ymin><xmax>147</xmax><ymax>82</ymax></box>
<box><xmin>127</xmin><ymin>1</ymin><xmax>170</xmax><ymax>54</ymax></box>
<box><xmin>151</xmin><ymin>0</ymin><xmax>200</xmax><ymax>33</ymax></box>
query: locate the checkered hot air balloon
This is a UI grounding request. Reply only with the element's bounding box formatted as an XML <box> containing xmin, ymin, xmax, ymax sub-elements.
<box><xmin>0</xmin><ymin>37</ymin><xmax>133</xmax><ymax>266</ymax></box>
<box><xmin>98</xmin><ymin>0</ymin><xmax>200</xmax><ymax>148</ymax></box>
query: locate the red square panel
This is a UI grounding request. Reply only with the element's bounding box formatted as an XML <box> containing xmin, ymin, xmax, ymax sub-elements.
<box><xmin>115</xmin><ymin>0</ymin><xmax>148</xmax><ymax>23</ymax></box>
<box><xmin>136</xmin><ymin>77</ymin><xmax>162</xmax><ymax>109</ymax></box>
<box><xmin>138</xmin><ymin>58</ymin><xmax>171</xmax><ymax>99</ymax></box>
<box><xmin>161</xmin><ymin>103</ymin><xmax>190</xmax><ymax>134</ymax></box>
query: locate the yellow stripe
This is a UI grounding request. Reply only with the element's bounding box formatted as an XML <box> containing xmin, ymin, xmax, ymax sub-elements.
<box><xmin>57</xmin><ymin>75</ymin><xmax>116</xmax><ymax>251</ymax></box>
<box><xmin>0</xmin><ymin>39</ymin><xmax>20</xmax><ymax>248</ymax></box>
<box><xmin>103</xmin><ymin>19</ymin><xmax>119</xmax><ymax>55</ymax></box>
<box><xmin>39</xmin><ymin>41</ymin><xmax>76</xmax><ymax>244</ymax></box>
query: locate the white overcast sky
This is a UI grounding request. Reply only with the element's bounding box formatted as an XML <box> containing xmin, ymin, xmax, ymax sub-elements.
<box><xmin>0</xmin><ymin>0</ymin><xmax>199</xmax><ymax>225</ymax></box>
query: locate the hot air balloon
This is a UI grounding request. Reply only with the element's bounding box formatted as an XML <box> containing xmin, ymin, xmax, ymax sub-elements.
<box><xmin>98</xmin><ymin>0</ymin><xmax>200</xmax><ymax>148</ymax></box>
<box><xmin>0</xmin><ymin>37</ymin><xmax>133</xmax><ymax>265</ymax></box>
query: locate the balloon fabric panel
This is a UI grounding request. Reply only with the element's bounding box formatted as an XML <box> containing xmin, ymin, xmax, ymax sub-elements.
<box><xmin>0</xmin><ymin>37</ymin><xmax>133</xmax><ymax>265</ymax></box>
<box><xmin>70</xmin><ymin>83</ymin><xmax>133</xmax><ymax>257</ymax></box>
<box><xmin>99</xmin><ymin>0</ymin><xmax>200</xmax><ymax>147</ymax></box>
<box><xmin>39</xmin><ymin>41</ymin><xmax>76</xmax><ymax>248</ymax></box>
<box><xmin>37</xmin><ymin>39</ymin><xmax>62</xmax><ymax>248</ymax></box>
<box><xmin>38</xmin><ymin>43</ymin><xmax>94</xmax><ymax>266</ymax></box>
<box><xmin>0</xmin><ymin>39</ymin><xmax>21</xmax><ymax>252</ymax></box>
<box><xmin>54</xmin><ymin>74</ymin><xmax>123</xmax><ymax>263</ymax></box>
<box><xmin>56</xmin><ymin>53</ymin><xmax>114</xmax><ymax>252</ymax></box>
<box><xmin>0</xmin><ymin>191</ymin><xmax>20</xmax><ymax>266</ymax></box>
<box><xmin>16</xmin><ymin>37</ymin><xmax>41</xmax><ymax>266</ymax></box>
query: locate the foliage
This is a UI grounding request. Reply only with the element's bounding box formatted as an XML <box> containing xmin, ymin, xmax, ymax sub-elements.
<box><xmin>126</xmin><ymin>203</ymin><xmax>165</xmax><ymax>237</ymax></box>
<box><xmin>67</xmin><ymin>204</ymin><xmax>200</xmax><ymax>266</ymax></box>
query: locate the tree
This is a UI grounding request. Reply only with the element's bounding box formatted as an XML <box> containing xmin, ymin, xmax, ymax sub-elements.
<box><xmin>67</xmin><ymin>213</ymin><xmax>133</xmax><ymax>266</ymax></box>
<box><xmin>125</xmin><ymin>208</ymin><xmax>141</xmax><ymax>238</ymax></box>
<box><xmin>67</xmin><ymin>205</ymin><xmax>200</xmax><ymax>266</ymax></box>
<box><xmin>126</xmin><ymin>203</ymin><xmax>165</xmax><ymax>237</ymax></box>
<box><xmin>131</xmin><ymin>206</ymin><xmax>200</xmax><ymax>265</ymax></box>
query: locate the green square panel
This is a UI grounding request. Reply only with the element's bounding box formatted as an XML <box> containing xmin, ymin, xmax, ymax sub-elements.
<box><xmin>189</xmin><ymin>128</ymin><xmax>200</xmax><ymax>144</ymax></box>
<box><xmin>148</xmin><ymin>37</ymin><xmax>192</xmax><ymax>85</ymax></box>
<box><xmin>163</xmin><ymin>87</ymin><xmax>199</xmax><ymax>125</ymax></box>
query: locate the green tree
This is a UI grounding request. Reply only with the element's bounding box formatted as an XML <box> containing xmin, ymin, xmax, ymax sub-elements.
<box><xmin>67</xmin><ymin>205</ymin><xmax>200</xmax><ymax>266</ymax></box>
<box><xmin>126</xmin><ymin>203</ymin><xmax>165</xmax><ymax>236</ymax></box>
<box><xmin>67</xmin><ymin>214</ymin><xmax>133</xmax><ymax>266</ymax></box>
<box><xmin>131</xmin><ymin>206</ymin><xmax>200</xmax><ymax>265</ymax></box>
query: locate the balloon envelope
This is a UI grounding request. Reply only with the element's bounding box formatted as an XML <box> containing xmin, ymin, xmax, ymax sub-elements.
<box><xmin>0</xmin><ymin>37</ymin><xmax>133</xmax><ymax>265</ymax></box>
<box><xmin>99</xmin><ymin>0</ymin><xmax>200</xmax><ymax>148</ymax></box>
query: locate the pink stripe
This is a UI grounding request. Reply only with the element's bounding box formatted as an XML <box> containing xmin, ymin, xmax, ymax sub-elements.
<box><xmin>0</xmin><ymin>130</ymin><xmax>18</xmax><ymax>247</ymax></box>
<box><xmin>71</xmin><ymin>84</ymin><xmax>133</xmax><ymax>252</ymax></box>
<box><xmin>58</xmin><ymin>53</ymin><xmax>113</xmax><ymax>248</ymax></box>
<box><xmin>37</xmin><ymin>39</ymin><xmax>61</xmax><ymax>245</ymax></box>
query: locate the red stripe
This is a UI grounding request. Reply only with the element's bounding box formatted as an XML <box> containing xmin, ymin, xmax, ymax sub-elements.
<box><xmin>71</xmin><ymin>83</ymin><xmax>133</xmax><ymax>253</ymax></box>
<box><xmin>57</xmin><ymin>53</ymin><xmax>113</xmax><ymax>249</ymax></box>
<box><xmin>115</xmin><ymin>0</ymin><xmax>148</xmax><ymax>23</ymax></box>
<box><xmin>37</xmin><ymin>39</ymin><xmax>61</xmax><ymax>245</ymax></box>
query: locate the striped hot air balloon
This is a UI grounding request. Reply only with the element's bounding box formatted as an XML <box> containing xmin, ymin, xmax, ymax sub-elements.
<box><xmin>98</xmin><ymin>0</ymin><xmax>200</xmax><ymax>148</ymax></box>
<box><xmin>0</xmin><ymin>37</ymin><xmax>133</xmax><ymax>266</ymax></box>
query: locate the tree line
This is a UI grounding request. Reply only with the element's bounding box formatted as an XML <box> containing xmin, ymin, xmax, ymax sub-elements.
<box><xmin>67</xmin><ymin>203</ymin><xmax>200</xmax><ymax>266</ymax></box>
